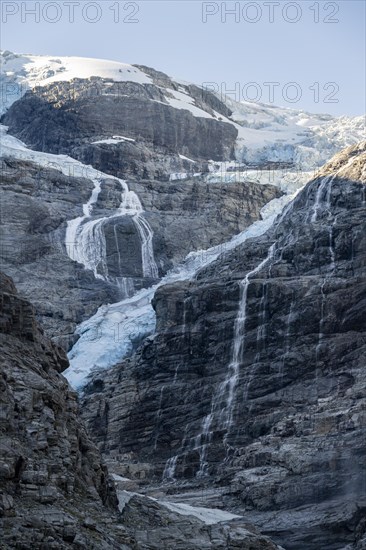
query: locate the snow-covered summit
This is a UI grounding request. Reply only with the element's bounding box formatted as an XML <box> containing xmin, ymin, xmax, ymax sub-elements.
<box><xmin>0</xmin><ymin>51</ymin><xmax>151</xmax><ymax>86</ymax></box>
<box><xmin>0</xmin><ymin>50</ymin><xmax>153</xmax><ymax>114</ymax></box>
<box><xmin>1</xmin><ymin>50</ymin><xmax>364</xmax><ymax>170</ymax></box>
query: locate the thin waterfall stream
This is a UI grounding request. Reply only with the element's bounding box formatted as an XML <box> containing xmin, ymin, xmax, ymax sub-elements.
<box><xmin>65</xmin><ymin>178</ymin><xmax>158</xmax><ymax>286</ymax></box>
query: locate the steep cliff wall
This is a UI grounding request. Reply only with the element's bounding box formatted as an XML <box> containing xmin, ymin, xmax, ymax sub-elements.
<box><xmin>82</xmin><ymin>142</ymin><xmax>366</xmax><ymax>549</ymax></box>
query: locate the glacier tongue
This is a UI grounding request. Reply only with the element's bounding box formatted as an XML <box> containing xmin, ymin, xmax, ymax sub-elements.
<box><xmin>64</xmin><ymin>191</ymin><xmax>300</xmax><ymax>390</ymax></box>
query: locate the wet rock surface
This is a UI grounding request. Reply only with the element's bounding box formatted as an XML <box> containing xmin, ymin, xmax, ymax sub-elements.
<box><xmin>82</xmin><ymin>142</ymin><xmax>366</xmax><ymax>549</ymax></box>
<box><xmin>0</xmin><ymin>158</ymin><xmax>118</xmax><ymax>350</ymax></box>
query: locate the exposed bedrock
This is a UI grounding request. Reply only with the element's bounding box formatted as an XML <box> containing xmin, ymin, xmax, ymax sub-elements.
<box><xmin>1</xmin><ymin>73</ymin><xmax>238</xmax><ymax>180</ymax></box>
<box><xmin>0</xmin><ymin>271</ymin><xmax>283</xmax><ymax>549</ymax></box>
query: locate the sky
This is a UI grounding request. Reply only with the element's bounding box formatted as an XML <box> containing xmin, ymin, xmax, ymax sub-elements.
<box><xmin>1</xmin><ymin>0</ymin><xmax>365</xmax><ymax>116</ymax></box>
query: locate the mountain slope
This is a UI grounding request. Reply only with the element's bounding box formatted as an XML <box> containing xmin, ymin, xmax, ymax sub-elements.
<box><xmin>0</xmin><ymin>272</ymin><xmax>124</xmax><ymax>548</ymax></box>
<box><xmin>0</xmin><ymin>126</ymin><xmax>280</xmax><ymax>352</ymax></box>
<box><xmin>0</xmin><ymin>51</ymin><xmax>237</xmax><ymax>180</ymax></box>
<box><xmin>81</xmin><ymin>142</ymin><xmax>366</xmax><ymax>549</ymax></box>
<box><xmin>0</xmin><ymin>272</ymin><xmax>286</xmax><ymax>549</ymax></box>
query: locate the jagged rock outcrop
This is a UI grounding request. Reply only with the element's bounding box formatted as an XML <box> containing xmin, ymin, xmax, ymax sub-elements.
<box><xmin>1</xmin><ymin>66</ymin><xmax>238</xmax><ymax>180</ymax></box>
<box><xmin>0</xmin><ymin>272</ymin><xmax>128</xmax><ymax>548</ymax></box>
<box><xmin>82</xmin><ymin>142</ymin><xmax>366</xmax><ymax>549</ymax></box>
<box><xmin>0</xmin><ymin>272</ymin><xmax>283</xmax><ymax>549</ymax></box>
<box><xmin>0</xmin><ymin>155</ymin><xmax>280</xmax><ymax>349</ymax></box>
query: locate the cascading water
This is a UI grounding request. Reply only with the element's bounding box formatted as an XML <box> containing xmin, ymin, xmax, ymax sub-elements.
<box><xmin>310</xmin><ymin>175</ymin><xmax>337</xmax><ymax>373</ymax></box>
<box><xmin>161</xmin><ymin>182</ymin><xmax>314</xmax><ymax>480</ymax></box>
<box><xmin>133</xmin><ymin>214</ymin><xmax>159</xmax><ymax>279</ymax></box>
<box><xmin>65</xmin><ymin>194</ymin><xmax>294</xmax><ymax>389</ymax></box>
<box><xmin>65</xmin><ymin>178</ymin><xmax>158</xmax><ymax>286</ymax></box>
<box><xmin>162</xmin><ymin>242</ymin><xmax>279</xmax><ymax>480</ymax></box>
<box><xmin>195</xmin><ymin>243</ymin><xmax>277</xmax><ymax>475</ymax></box>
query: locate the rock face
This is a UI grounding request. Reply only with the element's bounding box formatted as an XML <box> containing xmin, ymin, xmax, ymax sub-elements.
<box><xmin>0</xmin><ymin>154</ymin><xmax>280</xmax><ymax>350</ymax></box>
<box><xmin>128</xmin><ymin>177</ymin><xmax>281</xmax><ymax>272</ymax></box>
<box><xmin>1</xmin><ymin>66</ymin><xmax>238</xmax><ymax>180</ymax></box>
<box><xmin>0</xmin><ymin>272</ymin><xmax>283</xmax><ymax>549</ymax></box>
<box><xmin>118</xmin><ymin>491</ymin><xmax>283</xmax><ymax>550</ymax></box>
<box><xmin>82</xmin><ymin>142</ymin><xmax>366</xmax><ymax>549</ymax></box>
<box><xmin>0</xmin><ymin>272</ymin><xmax>126</xmax><ymax>548</ymax></box>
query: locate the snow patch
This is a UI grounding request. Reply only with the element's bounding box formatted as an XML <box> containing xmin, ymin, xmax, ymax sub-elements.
<box><xmin>158</xmin><ymin>500</ymin><xmax>241</xmax><ymax>524</ymax></box>
<box><xmin>117</xmin><ymin>490</ymin><xmax>241</xmax><ymax>524</ymax></box>
<box><xmin>179</xmin><ymin>154</ymin><xmax>195</xmax><ymax>163</ymax></box>
<box><xmin>92</xmin><ymin>135</ymin><xmax>136</xmax><ymax>145</ymax></box>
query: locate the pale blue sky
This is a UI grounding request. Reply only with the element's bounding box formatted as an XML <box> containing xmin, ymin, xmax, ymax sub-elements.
<box><xmin>1</xmin><ymin>0</ymin><xmax>365</xmax><ymax>116</ymax></box>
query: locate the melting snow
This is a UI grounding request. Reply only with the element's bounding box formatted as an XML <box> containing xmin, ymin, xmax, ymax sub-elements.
<box><xmin>158</xmin><ymin>500</ymin><xmax>241</xmax><ymax>524</ymax></box>
<box><xmin>179</xmin><ymin>154</ymin><xmax>195</xmax><ymax>163</ymax></box>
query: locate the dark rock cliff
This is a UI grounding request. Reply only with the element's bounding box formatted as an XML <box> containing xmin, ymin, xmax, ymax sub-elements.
<box><xmin>81</xmin><ymin>142</ymin><xmax>366</xmax><ymax>550</ymax></box>
<box><xmin>0</xmin><ymin>271</ymin><xmax>283</xmax><ymax>549</ymax></box>
<box><xmin>0</xmin><ymin>272</ymin><xmax>129</xmax><ymax>548</ymax></box>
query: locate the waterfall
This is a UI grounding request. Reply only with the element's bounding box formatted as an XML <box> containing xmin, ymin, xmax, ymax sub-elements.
<box><xmin>116</xmin><ymin>277</ymin><xmax>135</xmax><ymax>298</ymax></box>
<box><xmin>311</xmin><ymin>175</ymin><xmax>337</xmax><ymax>371</ymax></box>
<box><xmin>311</xmin><ymin>175</ymin><xmax>332</xmax><ymax>222</ymax></box>
<box><xmin>132</xmin><ymin>214</ymin><xmax>159</xmax><ymax>279</ymax></box>
<box><xmin>65</xmin><ymin>194</ymin><xmax>297</xmax><ymax>389</ymax></box>
<box><xmin>65</xmin><ymin>178</ymin><xmax>103</xmax><ymax>267</ymax></box>
<box><xmin>280</xmin><ymin>297</ymin><xmax>295</xmax><ymax>380</ymax></box>
<box><xmin>196</xmin><ymin>244</ymin><xmax>277</xmax><ymax>470</ymax></box>
<box><xmin>65</xmin><ymin>178</ymin><xmax>158</xmax><ymax>284</ymax></box>
<box><xmin>193</xmin><ymin>175</ymin><xmax>339</xmax><ymax>476</ymax></box>
<box><xmin>254</xmin><ymin>282</ymin><xmax>268</xmax><ymax>362</ymax></box>
<box><xmin>154</xmin><ymin>386</ymin><xmax>166</xmax><ymax>450</ymax></box>
<box><xmin>162</xmin><ymin>243</ymin><xmax>278</xmax><ymax>479</ymax></box>
<box><xmin>163</xmin><ymin>456</ymin><xmax>178</xmax><ymax>481</ymax></box>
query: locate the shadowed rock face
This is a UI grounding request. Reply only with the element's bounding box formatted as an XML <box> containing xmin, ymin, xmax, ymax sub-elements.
<box><xmin>0</xmin><ymin>272</ymin><xmax>125</xmax><ymax>548</ymax></box>
<box><xmin>81</xmin><ymin>142</ymin><xmax>366</xmax><ymax>549</ymax></box>
<box><xmin>1</xmin><ymin>69</ymin><xmax>238</xmax><ymax>180</ymax></box>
